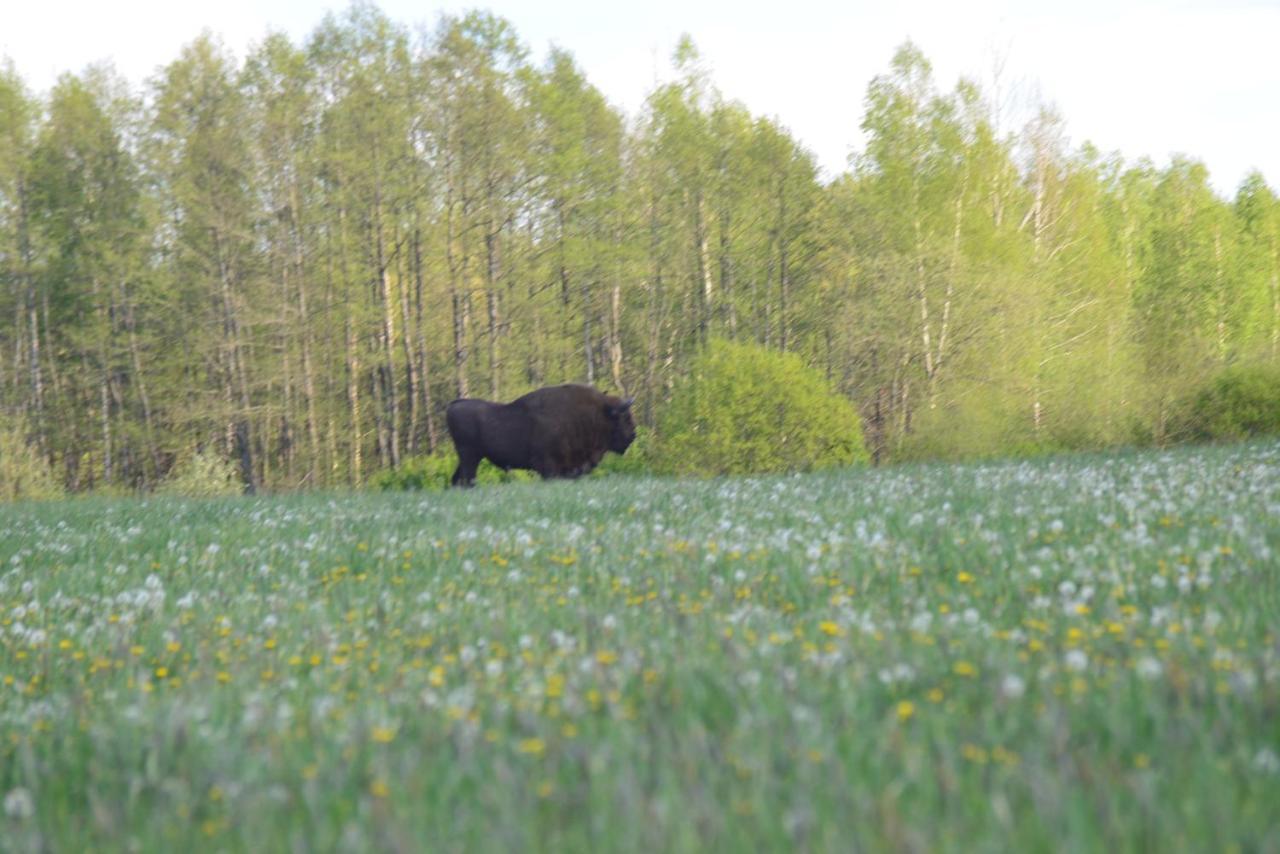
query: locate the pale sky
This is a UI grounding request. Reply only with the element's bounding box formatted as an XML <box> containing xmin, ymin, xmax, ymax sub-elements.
<box><xmin>4</xmin><ymin>0</ymin><xmax>1278</xmax><ymax>196</ymax></box>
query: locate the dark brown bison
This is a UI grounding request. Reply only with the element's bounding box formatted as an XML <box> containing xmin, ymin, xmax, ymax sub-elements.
<box><xmin>445</xmin><ymin>384</ymin><xmax>636</xmax><ymax>487</ymax></box>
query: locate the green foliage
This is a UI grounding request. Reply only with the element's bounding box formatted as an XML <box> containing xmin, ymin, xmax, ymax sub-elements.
<box><xmin>591</xmin><ymin>427</ymin><xmax>654</xmax><ymax>477</ymax></box>
<box><xmin>0</xmin><ymin>417</ymin><xmax>63</xmax><ymax>502</ymax></box>
<box><xmin>655</xmin><ymin>338</ymin><xmax>868</xmax><ymax>475</ymax></box>
<box><xmin>370</xmin><ymin>453</ymin><xmax>536</xmax><ymax>491</ymax></box>
<box><xmin>1174</xmin><ymin>364</ymin><xmax>1280</xmax><ymax>442</ymax></box>
<box><xmin>156</xmin><ymin>451</ymin><xmax>243</xmax><ymax>498</ymax></box>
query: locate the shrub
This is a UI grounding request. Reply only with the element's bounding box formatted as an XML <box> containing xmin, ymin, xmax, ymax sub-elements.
<box><xmin>590</xmin><ymin>427</ymin><xmax>654</xmax><ymax>478</ymax></box>
<box><xmin>0</xmin><ymin>417</ymin><xmax>63</xmax><ymax>502</ymax></box>
<box><xmin>156</xmin><ymin>451</ymin><xmax>243</xmax><ymax>497</ymax></box>
<box><xmin>1175</xmin><ymin>364</ymin><xmax>1280</xmax><ymax>442</ymax></box>
<box><xmin>370</xmin><ymin>453</ymin><xmax>536</xmax><ymax>491</ymax></box>
<box><xmin>654</xmin><ymin>338</ymin><xmax>869</xmax><ymax>476</ymax></box>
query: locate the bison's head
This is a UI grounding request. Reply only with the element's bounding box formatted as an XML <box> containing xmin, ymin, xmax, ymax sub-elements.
<box><xmin>606</xmin><ymin>397</ymin><xmax>636</xmax><ymax>453</ymax></box>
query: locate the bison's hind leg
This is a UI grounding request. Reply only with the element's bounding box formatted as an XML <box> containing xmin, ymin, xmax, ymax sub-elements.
<box><xmin>451</xmin><ymin>451</ymin><xmax>481</xmax><ymax>488</ymax></box>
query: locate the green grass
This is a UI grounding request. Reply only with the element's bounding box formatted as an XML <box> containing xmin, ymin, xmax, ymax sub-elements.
<box><xmin>2</xmin><ymin>442</ymin><xmax>1279</xmax><ymax>851</ymax></box>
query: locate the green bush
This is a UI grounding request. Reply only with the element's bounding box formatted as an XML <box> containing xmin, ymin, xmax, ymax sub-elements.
<box><xmin>654</xmin><ymin>338</ymin><xmax>869</xmax><ymax>476</ymax></box>
<box><xmin>370</xmin><ymin>453</ymin><xmax>536</xmax><ymax>491</ymax></box>
<box><xmin>156</xmin><ymin>451</ymin><xmax>244</xmax><ymax>497</ymax></box>
<box><xmin>0</xmin><ymin>417</ymin><xmax>64</xmax><ymax>502</ymax></box>
<box><xmin>1175</xmin><ymin>364</ymin><xmax>1280</xmax><ymax>442</ymax></box>
<box><xmin>590</xmin><ymin>427</ymin><xmax>654</xmax><ymax>477</ymax></box>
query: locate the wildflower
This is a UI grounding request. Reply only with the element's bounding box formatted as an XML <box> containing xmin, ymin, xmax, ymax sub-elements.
<box><xmin>957</xmin><ymin>571</ymin><xmax>974</xmax><ymax>584</ymax></box>
<box><xmin>1000</xmin><ymin>674</ymin><xmax>1026</xmax><ymax>699</ymax></box>
<box><xmin>1254</xmin><ymin>748</ymin><xmax>1280</xmax><ymax>775</ymax></box>
<box><xmin>3</xmin><ymin>787</ymin><xmax>33</xmax><ymax>820</ymax></box>
<box><xmin>596</xmin><ymin>650</ymin><xmax>618</xmax><ymax>665</ymax></box>
<box><xmin>517</xmin><ymin>738</ymin><xmax>546</xmax><ymax>756</ymax></box>
<box><xmin>1064</xmin><ymin>650</ymin><xmax>1089</xmax><ymax>672</ymax></box>
<box><xmin>369</xmin><ymin>779</ymin><xmax>389</xmax><ymax>798</ymax></box>
<box><xmin>953</xmin><ymin>661</ymin><xmax>977</xmax><ymax>678</ymax></box>
<box><xmin>896</xmin><ymin>700</ymin><xmax>915</xmax><ymax>721</ymax></box>
<box><xmin>371</xmin><ymin>726</ymin><xmax>396</xmax><ymax>744</ymax></box>
<box><xmin>818</xmin><ymin>621</ymin><xmax>843</xmax><ymax>638</ymax></box>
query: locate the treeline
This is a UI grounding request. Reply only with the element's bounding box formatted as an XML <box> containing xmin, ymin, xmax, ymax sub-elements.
<box><xmin>1</xmin><ymin>4</ymin><xmax>1278</xmax><ymax>491</ymax></box>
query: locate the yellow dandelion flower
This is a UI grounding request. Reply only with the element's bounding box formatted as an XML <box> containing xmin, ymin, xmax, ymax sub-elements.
<box><xmin>369</xmin><ymin>779</ymin><xmax>389</xmax><ymax>798</ymax></box>
<box><xmin>154</xmin><ymin>666</ymin><xmax>169</xmax><ymax>679</ymax></box>
<box><xmin>953</xmin><ymin>661</ymin><xmax>977</xmax><ymax>677</ymax></box>
<box><xmin>957</xmin><ymin>571</ymin><xmax>975</xmax><ymax>584</ymax></box>
<box><xmin>371</xmin><ymin>726</ymin><xmax>396</xmax><ymax>743</ymax></box>
<box><xmin>596</xmin><ymin>650</ymin><xmax>618</xmax><ymax>665</ymax></box>
<box><xmin>818</xmin><ymin>621</ymin><xmax>843</xmax><ymax>637</ymax></box>
<box><xmin>517</xmin><ymin>737</ymin><xmax>546</xmax><ymax>756</ymax></box>
<box><xmin>897</xmin><ymin>700</ymin><xmax>915</xmax><ymax>720</ymax></box>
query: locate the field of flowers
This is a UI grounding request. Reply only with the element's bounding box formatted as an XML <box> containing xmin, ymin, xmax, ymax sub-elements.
<box><xmin>2</xmin><ymin>441</ymin><xmax>1279</xmax><ymax>851</ymax></box>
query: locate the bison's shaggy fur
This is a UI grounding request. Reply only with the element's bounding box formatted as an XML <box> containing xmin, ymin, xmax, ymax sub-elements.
<box><xmin>445</xmin><ymin>384</ymin><xmax>636</xmax><ymax>487</ymax></box>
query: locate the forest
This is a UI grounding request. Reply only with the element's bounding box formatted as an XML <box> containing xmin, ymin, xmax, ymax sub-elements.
<box><xmin>1</xmin><ymin>3</ymin><xmax>1278</xmax><ymax>493</ymax></box>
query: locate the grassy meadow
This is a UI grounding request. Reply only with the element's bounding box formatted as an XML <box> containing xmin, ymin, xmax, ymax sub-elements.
<box><xmin>2</xmin><ymin>441</ymin><xmax>1279</xmax><ymax>851</ymax></box>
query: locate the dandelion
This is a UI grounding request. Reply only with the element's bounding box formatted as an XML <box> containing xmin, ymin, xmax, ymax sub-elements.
<box><xmin>1254</xmin><ymin>748</ymin><xmax>1280</xmax><ymax>775</ymax></box>
<box><xmin>517</xmin><ymin>738</ymin><xmax>546</xmax><ymax>756</ymax></box>
<box><xmin>896</xmin><ymin>700</ymin><xmax>915</xmax><ymax>721</ymax></box>
<box><xmin>1000</xmin><ymin>674</ymin><xmax>1026</xmax><ymax>699</ymax></box>
<box><xmin>3</xmin><ymin>787</ymin><xmax>33</xmax><ymax>820</ymax></box>
<box><xmin>371</xmin><ymin>726</ymin><xmax>396</xmax><ymax>744</ymax></box>
<box><xmin>1065</xmin><ymin>650</ymin><xmax>1089</xmax><ymax>672</ymax></box>
<box><xmin>953</xmin><ymin>661</ymin><xmax>977</xmax><ymax>678</ymax></box>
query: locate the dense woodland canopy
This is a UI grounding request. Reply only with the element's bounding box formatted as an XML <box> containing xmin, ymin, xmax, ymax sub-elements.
<box><xmin>1</xmin><ymin>4</ymin><xmax>1278</xmax><ymax>492</ymax></box>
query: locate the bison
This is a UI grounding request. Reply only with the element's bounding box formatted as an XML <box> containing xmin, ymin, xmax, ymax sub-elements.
<box><xmin>445</xmin><ymin>384</ymin><xmax>636</xmax><ymax>487</ymax></box>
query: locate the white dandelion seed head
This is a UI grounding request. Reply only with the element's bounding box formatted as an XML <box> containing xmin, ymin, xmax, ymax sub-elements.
<box><xmin>1000</xmin><ymin>674</ymin><xmax>1026</xmax><ymax>699</ymax></box>
<box><xmin>3</xmin><ymin>787</ymin><xmax>34</xmax><ymax>820</ymax></box>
